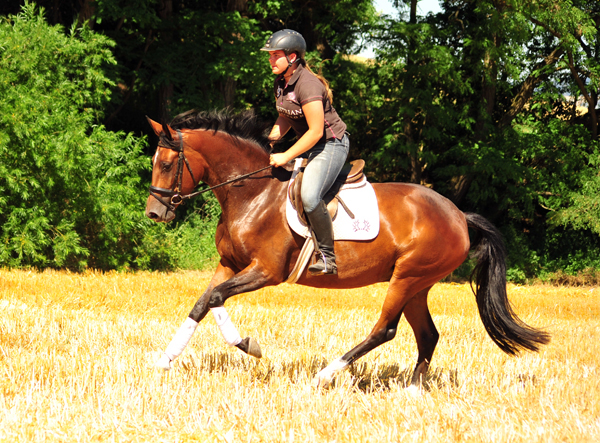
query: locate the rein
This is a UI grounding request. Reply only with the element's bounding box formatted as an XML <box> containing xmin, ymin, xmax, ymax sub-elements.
<box><xmin>149</xmin><ymin>129</ymin><xmax>272</xmax><ymax>211</ymax></box>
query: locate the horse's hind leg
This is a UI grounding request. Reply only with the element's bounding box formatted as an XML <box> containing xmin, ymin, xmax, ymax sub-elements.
<box><xmin>313</xmin><ymin>276</ymin><xmax>423</xmax><ymax>388</ymax></box>
<box><xmin>402</xmin><ymin>287</ymin><xmax>439</xmax><ymax>388</ymax></box>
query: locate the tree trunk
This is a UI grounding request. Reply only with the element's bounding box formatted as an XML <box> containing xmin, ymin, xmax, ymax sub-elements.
<box><xmin>227</xmin><ymin>0</ymin><xmax>248</xmax><ymax>11</ymax></box>
<box><xmin>51</xmin><ymin>0</ymin><xmax>61</xmax><ymax>25</ymax></box>
<box><xmin>106</xmin><ymin>31</ymin><xmax>156</xmax><ymax>129</ymax></box>
<box><xmin>158</xmin><ymin>83</ymin><xmax>174</xmax><ymax>125</ymax></box>
<box><xmin>475</xmin><ymin>35</ymin><xmax>498</xmax><ymax>140</ymax></box>
<box><xmin>222</xmin><ymin>78</ymin><xmax>237</xmax><ymax>109</ymax></box>
<box><xmin>77</xmin><ymin>0</ymin><xmax>95</xmax><ymax>28</ymax></box>
<box><xmin>568</xmin><ymin>51</ymin><xmax>598</xmax><ymax>139</ymax></box>
<box><xmin>405</xmin><ymin>0</ymin><xmax>421</xmax><ymax>184</ymax></box>
<box><xmin>449</xmin><ymin>7</ymin><xmax>501</xmax><ymax>206</ymax></box>
<box><xmin>448</xmin><ymin>174</ymin><xmax>473</xmax><ymax>206</ymax></box>
<box><xmin>157</xmin><ymin>0</ymin><xmax>173</xmax><ymax>123</ymax></box>
<box><xmin>498</xmin><ymin>46</ymin><xmax>564</xmax><ymax>129</ymax></box>
<box><xmin>220</xmin><ymin>0</ymin><xmax>248</xmax><ymax>108</ymax></box>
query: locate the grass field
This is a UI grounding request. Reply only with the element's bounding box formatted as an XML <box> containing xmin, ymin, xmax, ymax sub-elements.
<box><xmin>0</xmin><ymin>269</ymin><xmax>598</xmax><ymax>442</ymax></box>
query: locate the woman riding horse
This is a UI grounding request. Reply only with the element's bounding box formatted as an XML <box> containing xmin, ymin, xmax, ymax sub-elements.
<box><xmin>263</xmin><ymin>29</ymin><xmax>349</xmax><ymax>276</ymax></box>
<box><xmin>145</xmin><ymin>107</ymin><xmax>549</xmax><ymax>388</ymax></box>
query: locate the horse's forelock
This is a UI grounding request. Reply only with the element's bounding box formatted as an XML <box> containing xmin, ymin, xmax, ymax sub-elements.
<box><xmin>158</xmin><ymin>133</ymin><xmax>180</xmax><ymax>150</ymax></box>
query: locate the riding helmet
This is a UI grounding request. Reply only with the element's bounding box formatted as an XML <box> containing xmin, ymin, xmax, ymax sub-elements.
<box><xmin>260</xmin><ymin>29</ymin><xmax>306</xmax><ymax>59</ymax></box>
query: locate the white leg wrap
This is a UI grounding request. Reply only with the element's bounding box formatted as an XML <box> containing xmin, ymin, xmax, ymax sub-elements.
<box><xmin>164</xmin><ymin>317</ymin><xmax>199</xmax><ymax>361</ymax></box>
<box><xmin>313</xmin><ymin>357</ymin><xmax>349</xmax><ymax>387</ymax></box>
<box><xmin>211</xmin><ymin>306</ymin><xmax>243</xmax><ymax>346</ymax></box>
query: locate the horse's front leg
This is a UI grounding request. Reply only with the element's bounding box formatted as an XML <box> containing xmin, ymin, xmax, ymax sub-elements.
<box><xmin>156</xmin><ymin>260</ymin><xmax>276</xmax><ymax>370</ymax></box>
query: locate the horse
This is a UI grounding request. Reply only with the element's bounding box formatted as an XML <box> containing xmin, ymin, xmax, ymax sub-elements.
<box><xmin>145</xmin><ymin>110</ymin><xmax>549</xmax><ymax>389</ymax></box>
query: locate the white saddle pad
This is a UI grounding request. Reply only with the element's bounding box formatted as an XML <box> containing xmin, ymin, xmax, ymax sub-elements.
<box><xmin>285</xmin><ymin>159</ymin><xmax>380</xmax><ymax>241</ymax></box>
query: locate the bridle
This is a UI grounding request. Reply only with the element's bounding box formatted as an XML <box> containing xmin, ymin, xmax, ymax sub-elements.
<box><xmin>148</xmin><ymin>128</ymin><xmax>272</xmax><ymax>211</ymax></box>
<box><xmin>149</xmin><ymin>129</ymin><xmax>197</xmax><ymax>212</ymax></box>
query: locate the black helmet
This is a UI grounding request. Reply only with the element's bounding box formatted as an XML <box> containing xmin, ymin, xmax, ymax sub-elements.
<box><xmin>260</xmin><ymin>29</ymin><xmax>306</xmax><ymax>59</ymax></box>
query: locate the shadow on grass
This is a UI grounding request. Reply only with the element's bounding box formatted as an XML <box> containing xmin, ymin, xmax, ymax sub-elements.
<box><xmin>177</xmin><ymin>351</ymin><xmax>459</xmax><ymax>392</ymax></box>
<box><xmin>347</xmin><ymin>362</ymin><xmax>460</xmax><ymax>392</ymax></box>
<box><xmin>178</xmin><ymin>351</ymin><xmax>328</xmax><ymax>384</ymax></box>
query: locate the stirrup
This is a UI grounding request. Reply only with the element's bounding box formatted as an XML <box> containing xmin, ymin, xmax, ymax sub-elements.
<box><xmin>308</xmin><ymin>253</ymin><xmax>337</xmax><ymax>276</ymax></box>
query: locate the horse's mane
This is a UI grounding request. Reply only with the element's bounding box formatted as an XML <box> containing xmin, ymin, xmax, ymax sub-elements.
<box><xmin>164</xmin><ymin>109</ymin><xmax>272</xmax><ymax>154</ymax></box>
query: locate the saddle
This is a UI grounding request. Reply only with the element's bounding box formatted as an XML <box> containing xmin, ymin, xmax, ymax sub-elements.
<box><xmin>288</xmin><ymin>159</ymin><xmax>365</xmax><ymax>226</ymax></box>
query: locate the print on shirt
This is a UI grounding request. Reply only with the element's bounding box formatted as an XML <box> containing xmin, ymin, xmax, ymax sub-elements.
<box><xmin>277</xmin><ymin>105</ymin><xmax>304</xmax><ymax>120</ymax></box>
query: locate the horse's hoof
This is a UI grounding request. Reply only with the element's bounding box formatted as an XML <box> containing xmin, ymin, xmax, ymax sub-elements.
<box><xmin>312</xmin><ymin>369</ymin><xmax>333</xmax><ymax>389</ymax></box>
<box><xmin>247</xmin><ymin>337</ymin><xmax>262</xmax><ymax>359</ymax></box>
<box><xmin>405</xmin><ymin>384</ymin><xmax>422</xmax><ymax>396</ymax></box>
<box><xmin>312</xmin><ymin>357</ymin><xmax>347</xmax><ymax>388</ymax></box>
<box><xmin>155</xmin><ymin>353</ymin><xmax>172</xmax><ymax>371</ymax></box>
<box><xmin>312</xmin><ymin>374</ymin><xmax>332</xmax><ymax>389</ymax></box>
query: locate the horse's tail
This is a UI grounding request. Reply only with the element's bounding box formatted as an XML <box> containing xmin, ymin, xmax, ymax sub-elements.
<box><xmin>465</xmin><ymin>212</ymin><xmax>550</xmax><ymax>355</ymax></box>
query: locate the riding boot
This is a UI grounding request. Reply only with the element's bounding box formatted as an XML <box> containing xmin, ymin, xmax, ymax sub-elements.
<box><xmin>306</xmin><ymin>201</ymin><xmax>337</xmax><ymax>275</ymax></box>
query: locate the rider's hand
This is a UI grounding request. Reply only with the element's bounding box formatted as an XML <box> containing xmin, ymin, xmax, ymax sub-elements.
<box><xmin>269</xmin><ymin>153</ymin><xmax>290</xmax><ymax>167</ymax></box>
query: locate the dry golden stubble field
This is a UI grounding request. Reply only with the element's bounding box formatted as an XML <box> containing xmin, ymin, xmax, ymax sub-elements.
<box><xmin>0</xmin><ymin>269</ymin><xmax>598</xmax><ymax>442</ymax></box>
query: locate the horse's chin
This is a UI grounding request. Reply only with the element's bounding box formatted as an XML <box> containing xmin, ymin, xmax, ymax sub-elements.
<box><xmin>154</xmin><ymin>211</ymin><xmax>176</xmax><ymax>223</ymax></box>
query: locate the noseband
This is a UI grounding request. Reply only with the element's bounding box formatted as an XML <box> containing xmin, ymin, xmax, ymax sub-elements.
<box><xmin>149</xmin><ymin>129</ymin><xmax>272</xmax><ymax>211</ymax></box>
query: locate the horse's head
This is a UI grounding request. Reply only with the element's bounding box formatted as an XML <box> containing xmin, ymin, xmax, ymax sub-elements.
<box><xmin>145</xmin><ymin>117</ymin><xmax>201</xmax><ymax>222</ymax></box>
<box><xmin>146</xmin><ymin>110</ymin><xmax>276</xmax><ymax>222</ymax></box>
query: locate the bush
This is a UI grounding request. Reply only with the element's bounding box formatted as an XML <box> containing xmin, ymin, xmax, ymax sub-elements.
<box><xmin>135</xmin><ymin>193</ymin><xmax>220</xmax><ymax>271</ymax></box>
<box><xmin>0</xmin><ymin>3</ymin><xmax>196</xmax><ymax>270</ymax></box>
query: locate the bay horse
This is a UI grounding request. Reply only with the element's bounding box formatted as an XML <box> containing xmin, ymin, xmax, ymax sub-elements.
<box><xmin>145</xmin><ymin>110</ymin><xmax>549</xmax><ymax>388</ymax></box>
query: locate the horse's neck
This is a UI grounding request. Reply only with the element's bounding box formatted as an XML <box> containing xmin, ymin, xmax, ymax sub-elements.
<box><xmin>190</xmin><ymin>130</ymin><xmax>264</xmax><ymax>181</ymax></box>
<box><xmin>195</xmin><ymin>131</ymin><xmax>283</xmax><ymax>214</ymax></box>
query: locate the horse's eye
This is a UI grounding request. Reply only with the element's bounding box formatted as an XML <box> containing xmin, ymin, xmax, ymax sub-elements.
<box><xmin>161</xmin><ymin>162</ymin><xmax>173</xmax><ymax>172</ymax></box>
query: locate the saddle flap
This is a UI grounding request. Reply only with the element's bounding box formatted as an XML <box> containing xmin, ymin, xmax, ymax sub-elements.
<box><xmin>288</xmin><ymin>169</ymin><xmax>304</xmax><ymax>222</ymax></box>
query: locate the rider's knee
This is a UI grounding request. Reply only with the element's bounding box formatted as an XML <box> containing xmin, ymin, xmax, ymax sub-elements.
<box><xmin>301</xmin><ymin>192</ymin><xmax>320</xmax><ymax>213</ymax></box>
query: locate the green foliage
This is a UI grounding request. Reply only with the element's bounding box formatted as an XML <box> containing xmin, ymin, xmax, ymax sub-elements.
<box><xmin>167</xmin><ymin>9</ymin><xmax>272</xmax><ymax>112</ymax></box>
<box><xmin>169</xmin><ymin>193</ymin><xmax>220</xmax><ymax>270</ymax></box>
<box><xmin>366</xmin><ymin>0</ymin><xmax>600</xmax><ymax>281</ymax></box>
<box><xmin>134</xmin><ymin>192</ymin><xmax>220</xmax><ymax>271</ymax></box>
<box><xmin>549</xmin><ymin>148</ymin><xmax>600</xmax><ymax>234</ymax></box>
<box><xmin>2</xmin><ymin>0</ymin><xmax>600</xmax><ymax>279</ymax></box>
<box><xmin>0</xmin><ymin>3</ymin><xmax>150</xmax><ymax>269</ymax></box>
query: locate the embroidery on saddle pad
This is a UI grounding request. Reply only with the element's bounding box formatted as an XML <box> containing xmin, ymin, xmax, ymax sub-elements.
<box><xmin>286</xmin><ymin>158</ymin><xmax>380</xmax><ymax>241</ymax></box>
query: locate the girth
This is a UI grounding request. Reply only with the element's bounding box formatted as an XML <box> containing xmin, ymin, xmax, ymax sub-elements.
<box><xmin>288</xmin><ymin>159</ymin><xmax>365</xmax><ymax>226</ymax></box>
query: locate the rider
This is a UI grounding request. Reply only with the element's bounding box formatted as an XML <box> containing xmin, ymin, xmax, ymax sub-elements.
<box><xmin>262</xmin><ymin>29</ymin><xmax>349</xmax><ymax>276</ymax></box>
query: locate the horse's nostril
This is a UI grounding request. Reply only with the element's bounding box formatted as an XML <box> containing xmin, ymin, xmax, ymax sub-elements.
<box><xmin>147</xmin><ymin>211</ymin><xmax>158</xmax><ymax>219</ymax></box>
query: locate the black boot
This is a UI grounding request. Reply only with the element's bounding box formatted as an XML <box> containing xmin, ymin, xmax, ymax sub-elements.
<box><xmin>306</xmin><ymin>201</ymin><xmax>337</xmax><ymax>276</ymax></box>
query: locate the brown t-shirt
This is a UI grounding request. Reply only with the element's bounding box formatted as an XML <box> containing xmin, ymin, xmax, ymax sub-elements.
<box><xmin>273</xmin><ymin>64</ymin><xmax>347</xmax><ymax>143</ymax></box>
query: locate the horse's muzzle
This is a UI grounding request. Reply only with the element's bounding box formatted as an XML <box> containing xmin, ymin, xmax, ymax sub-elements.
<box><xmin>145</xmin><ymin>195</ymin><xmax>176</xmax><ymax>222</ymax></box>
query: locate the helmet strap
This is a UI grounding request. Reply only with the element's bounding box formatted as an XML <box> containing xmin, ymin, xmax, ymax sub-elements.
<box><xmin>282</xmin><ymin>53</ymin><xmax>297</xmax><ymax>77</ymax></box>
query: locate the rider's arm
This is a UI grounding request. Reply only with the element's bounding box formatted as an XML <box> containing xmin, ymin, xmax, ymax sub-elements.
<box><xmin>268</xmin><ymin>116</ymin><xmax>292</xmax><ymax>148</ymax></box>
<box><xmin>270</xmin><ymin>101</ymin><xmax>324</xmax><ymax>167</ymax></box>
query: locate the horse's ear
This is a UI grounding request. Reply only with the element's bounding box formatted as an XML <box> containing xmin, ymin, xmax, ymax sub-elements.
<box><xmin>161</xmin><ymin>122</ymin><xmax>174</xmax><ymax>141</ymax></box>
<box><xmin>146</xmin><ymin>116</ymin><xmax>163</xmax><ymax>137</ymax></box>
<box><xmin>145</xmin><ymin>116</ymin><xmax>176</xmax><ymax>140</ymax></box>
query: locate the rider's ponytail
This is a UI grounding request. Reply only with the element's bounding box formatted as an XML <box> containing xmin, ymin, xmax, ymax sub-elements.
<box><xmin>299</xmin><ymin>59</ymin><xmax>334</xmax><ymax>105</ymax></box>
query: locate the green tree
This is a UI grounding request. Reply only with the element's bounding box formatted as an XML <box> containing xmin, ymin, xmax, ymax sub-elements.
<box><xmin>4</xmin><ymin>0</ymin><xmax>600</xmax><ymax>278</ymax></box>
<box><xmin>357</xmin><ymin>0</ymin><xmax>600</xmax><ymax>279</ymax></box>
<box><xmin>0</xmin><ymin>2</ymin><xmax>152</xmax><ymax>269</ymax></box>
